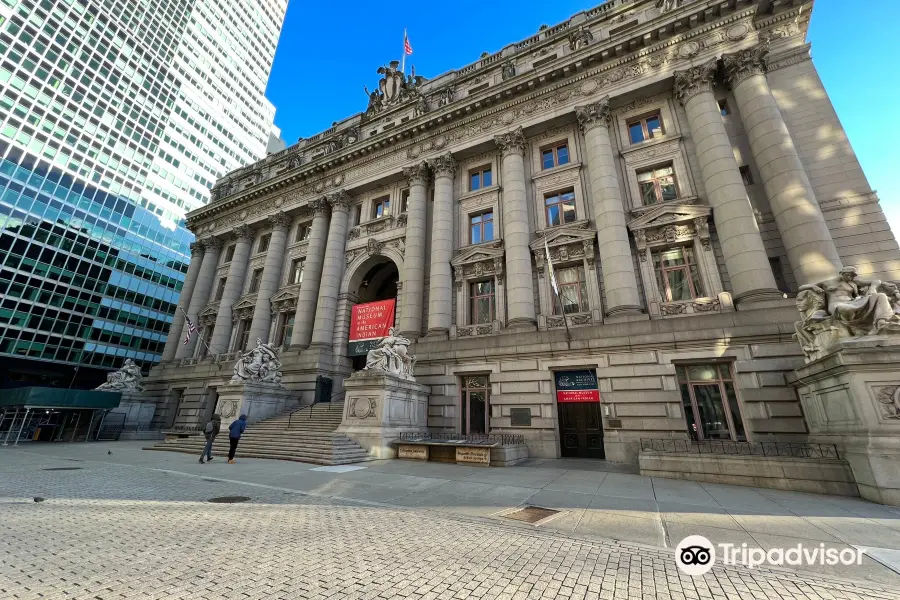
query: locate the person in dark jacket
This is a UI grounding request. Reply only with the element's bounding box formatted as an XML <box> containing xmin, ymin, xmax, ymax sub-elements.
<box><xmin>227</xmin><ymin>414</ymin><xmax>247</xmax><ymax>464</ymax></box>
<box><xmin>199</xmin><ymin>414</ymin><xmax>222</xmax><ymax>464</ymax></box>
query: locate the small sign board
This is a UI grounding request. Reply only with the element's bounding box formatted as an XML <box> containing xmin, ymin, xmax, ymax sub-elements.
<box><xmin>348</xmin><ymin>299</ymin><xmax>396</xmax><ymax>356</ymax></box>
<box><xmin>456</xmin><ymin>446</ymin><xmax>490</xmax><ymax>465</ymax></box>
<box><xmin>398</xmin><ymin>444</ymin><xmax>429</xmax><ymax>460</ymax></box>
<box><xmin>510</xmin><ymin>407</ymin><xmax>532</xmax><ymax>427</ymax></box>
<box><xmin>555</xmin><ymin>369</ymin><xmax>600</xmax><ymax>403</ymax></box>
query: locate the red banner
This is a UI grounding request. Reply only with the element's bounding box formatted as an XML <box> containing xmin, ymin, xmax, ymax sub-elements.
<box><xmin>348</xmin><ymin>299</ymin><xmax>396</xmax><ymax>356</ymax></box>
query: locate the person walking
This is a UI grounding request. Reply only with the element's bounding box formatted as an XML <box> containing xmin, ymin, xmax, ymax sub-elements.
<box><xmin>198</xmin><ymin>414</ymin><xmax>221</xmax><ymax>464</ymax></box>
<box><xmin>227</xmin><ymin>413</ymin><xmax>247</xmax><ymax>464</ymax></box>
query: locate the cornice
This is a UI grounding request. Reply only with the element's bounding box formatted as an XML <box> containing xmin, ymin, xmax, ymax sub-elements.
<box><xmin>188</xmin><ymin>4</ymin><xmax>761</xmax><ymax>234</ymax></box>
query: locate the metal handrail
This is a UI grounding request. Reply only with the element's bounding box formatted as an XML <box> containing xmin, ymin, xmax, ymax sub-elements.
<box><xmin>399</xmin><ymin>431</ymin><xmax>526</xmax><ymax>446</ymax></box>
<box><xmin>639</xmin><ymin>438</ymin><xmax>840</xmax><ymax>459</ymax></box>
<box><xmin>287</xmin><ymin>391</ymin><xmax>344</xmax><ymax>428</ymax></box>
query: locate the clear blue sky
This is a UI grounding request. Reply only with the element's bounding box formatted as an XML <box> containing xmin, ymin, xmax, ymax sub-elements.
<box><xmin>265</xmin><ymin>0</ymin><xmax>900</xmax><ymax>232</ymax></box>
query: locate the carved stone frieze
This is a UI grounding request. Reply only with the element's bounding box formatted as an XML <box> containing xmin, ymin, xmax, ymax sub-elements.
<box><xmin>673</xmin><ymin>58</ymin><xmax>717</xmax><ymax>105</ymax></box>
<box><xmin>575</xmin><ymin>96</ymin><xmax>611</xmax><ymax>132</ymax></box>
<box><xmin>533</xmin><ymin>165</ymin><xmax>580</xmax><ymax>192</ymax></box>
<box><xmin>268</xmin><ymin>211</ymin><xmax>291</xmax><ymax>229</ymax></box>
<box><xmin>621</xmin><ymin>138</ymin><xmax>680</xmax><ymax>162</ymax></box>
<box><xmin>692</xmin><ymin>299</ymin><xmax>720</xmax><ymax>312</ymax></box>
<box><xmin>723</xmin><ymin>44</ymin><xmax>768</xmax><ymax>88</ymax></box>
<box><xmin>457</xmin><ymin>324</ymin><xmax>494</xmax><ymax>338</ymax></box>
<box><xmin>660</xmin><ymin>303</ymin><xmax>687</xmax><ymax>316</ymax></box>
<box><xmin>873</xmin><ymin>386</ymin><xmax>900</xmax><ymax>421</ymax></box>
<box><xmin>348</xmin><ymin>396</ymin><xmax>378</xmax><ymax>419</ymax></box>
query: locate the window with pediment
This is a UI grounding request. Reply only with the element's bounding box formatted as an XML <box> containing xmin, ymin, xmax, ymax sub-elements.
<box><xmin>451</xmin><ymin>242</ymin><xmax>506</xmax><ymax>337</ymax></box>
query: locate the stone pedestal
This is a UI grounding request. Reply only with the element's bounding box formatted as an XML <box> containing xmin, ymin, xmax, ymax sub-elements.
<box><xmin>110</xmin><ymin>391</ymin><xmax>155</xmax><ymax>428</ymax></box>
<box><xmin>789</xmin><ymin>337</ymin><xmax>900</xmax><ymax>506</ymax></box>
<box><xmin>337</xmin><ymin>371</ymin><xmax>429</xmax><ymax>458</ymax></box>
<box><xmin>215</xmin><ymin>382</ymin><xmax>297</xmax><ymax>425</ymax></box>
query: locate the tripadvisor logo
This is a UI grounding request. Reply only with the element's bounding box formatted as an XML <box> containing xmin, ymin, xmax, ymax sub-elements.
<box><xmin>675</xmin><ymin>535</ymin><xmax>864</xmax><ymax>575</ymax></box>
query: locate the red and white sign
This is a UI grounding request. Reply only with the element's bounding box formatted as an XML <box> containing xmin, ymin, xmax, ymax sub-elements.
<box><xmin>348</xmin><ymin>299</ymin><xmax>396</xmax><ymax>356</ymax></box>
<box><xmin>555</xmin><ymin>369</ymin><xmax>601</xmax><ymax>403</ymax></box>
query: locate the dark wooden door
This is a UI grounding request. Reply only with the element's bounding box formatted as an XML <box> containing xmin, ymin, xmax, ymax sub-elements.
<box><xmin>559</xmin><ymin>402</ymin><xmax>605</xmax><ymax>458</ymax></box>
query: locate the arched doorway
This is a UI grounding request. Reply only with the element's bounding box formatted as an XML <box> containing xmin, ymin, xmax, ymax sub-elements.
<box><xmin>342</xmin><ymin>254</ymin><xmax>400</xmax><ymax>371</ymax></box>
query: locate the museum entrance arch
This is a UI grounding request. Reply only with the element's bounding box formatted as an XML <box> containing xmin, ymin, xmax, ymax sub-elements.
<box><xmin>341</xmin><ymin>254</ymin><xmax>400</xmax><ymax>371</ymax></box>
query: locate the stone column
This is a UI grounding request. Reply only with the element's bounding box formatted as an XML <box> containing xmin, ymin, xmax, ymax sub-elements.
<box><xmin>161</xmin><ymin>241</ymin><xmax>204</xmax><ymax>362</ymax></box>
<box><xmin>674</xmin><ymin>59</ymin><xmax>781</xmax><ymax>304</ymax></box>
<box><xmin>494</xmin><ymin>127</ymin><xmax>536</xmax><ymax>328</ymax></box>
<box><xmin>290</xmin><ymin>198</ymin><xmax>330</xmax><ymax>349</ymax></box>
<box><xmin>576</xmin><ymin>97</ymin><xmax>643</xmax><ymax>316</ymax></box>
<box><xmin>724</xmin><ymin>46</ymin><xmax>842</xmax><ymax>285</ymax></box>
<box><xmin>175</xmin><ymin>237</ymin><xmax>222</xmax><ymax>359</ymax></box>
<box><xmin>397</xmin><ymin>162</ymin><xmax>429</xmax><ymax>338</ymax></box>
<box><xmin>426</xmin><ymin>153</ymin><xmax>456</xmax><ymax>337</ymax></box>
<box><xmin>208</xmin><ymin>225</ymin><xmax>254</xmax><ymax>354</ymax></box>
<box><xmin>246</xmin><ymin>211</ymin><xmax>290</xmax><ymax>347</ymax></box>
<box><xmin>309</xmin><ymin>191</ymin><xmax>352</xmax><ymax>351</ymax></box>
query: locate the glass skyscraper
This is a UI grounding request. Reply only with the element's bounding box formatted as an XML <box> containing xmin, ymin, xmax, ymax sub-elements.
<box><xmin>0</xmin><ymin>0</ymin><xmax>288</xmax><ymax>388</ymax></box>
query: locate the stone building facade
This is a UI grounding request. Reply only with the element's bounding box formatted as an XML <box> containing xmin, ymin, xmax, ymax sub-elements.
<box><xmin>145</xmin><ymin>0</ymin><xmax>900</xmax><ymax>464</ymax></box>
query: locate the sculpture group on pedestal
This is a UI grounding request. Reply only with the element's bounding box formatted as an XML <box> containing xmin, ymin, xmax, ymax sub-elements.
<box><xmin>363</xmin><ymin>327</ymin><xmax>417</xmax><ymax>380</ymax></box>
<box><xmin>230</xmin><ymin>338</ymin><xmax>283</xmax><ymax>384</ymax></box>
<box><xmin>794</xmin><ymin>266</ymin><xmax>900</xmax><ymax>360</ymax></box>
<box><xmin>95</xmin><ymin>358</ymin><xmax>144</xmax><ymax>392</ymax></box>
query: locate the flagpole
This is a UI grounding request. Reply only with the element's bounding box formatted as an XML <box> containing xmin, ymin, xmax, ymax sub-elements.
<box><xmin>401</xmin><ymin>28</ymin><xmax>407</xmax><ymax>74</ymax></box>
<box><xmin>179</xmin><ymin>306</ymin><xmax>213</xmax><ymax>357</ymax></box>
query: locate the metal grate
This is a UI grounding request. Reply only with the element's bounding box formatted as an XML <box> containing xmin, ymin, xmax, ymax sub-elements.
<box><xmin>640</xmin><ymin>439</ymin><xmax>840</xmax><ymax>459</ymax></box>
<box><xmin>42</xmin><ymin>467</ymin><xmax>83</xmax><ymax>471</ymax></box>
<box><xmin>502</xmin><ymin>506</ymin><xmax>560</xmax><ymax>524</ymax></box>
<box><xmin>207</xmin><ymin>496</ymin><xmax>251</xmax><ymax>504</ymax></box>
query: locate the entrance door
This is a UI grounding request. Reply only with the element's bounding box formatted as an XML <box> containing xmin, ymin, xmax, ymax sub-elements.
<box><xmin>559</xmin><ymin>402</ymin><xmax>605</xmax><ymax>458</ymax></box>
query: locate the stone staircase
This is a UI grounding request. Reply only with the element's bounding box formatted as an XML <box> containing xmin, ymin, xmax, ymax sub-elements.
<box><xmin>144</xmin><ymin>402</ymin><xmax>372</xmax><ymax>465</ymax></box>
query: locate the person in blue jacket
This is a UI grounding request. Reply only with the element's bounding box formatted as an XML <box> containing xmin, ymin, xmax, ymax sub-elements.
<box><xmin>227</xmin><ymin>414</ymin><xmax>247</xmax><ymax>464</ymax></box>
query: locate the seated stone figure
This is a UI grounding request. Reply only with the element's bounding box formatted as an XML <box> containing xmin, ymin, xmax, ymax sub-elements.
<box><xmin>230</xmin><ymin>338</ymin><xmax>283</xmax><ymax>384</ymax></box>
<box><xmin>364</xmin><ymin>327</ymin><xmax>416</xmax><ymax>379</ymax></box>
<box><xmin>96</xmin><ymin>358</ymin><xmax>144</xmax><ymax>392</ymax></box>
<box><xmin>794</xmin><ymin>266</ymin><xmax>900</xmax><ymax>359</ymax></box>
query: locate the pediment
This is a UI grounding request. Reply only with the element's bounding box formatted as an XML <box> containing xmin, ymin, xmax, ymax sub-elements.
<box><xmin>232</xmin><ymin>296</ymin><xmax>257</xmax><ymax>311</ymax></box>
<box><xmin>270</xmin><ymin>286</ymin><xmax>299</xmax><ymax>303</ymax></box>
<box><xmin>452</xmin><ymin>241</ymin><xmax>504</xmax><ymax>267</ymax></box>
<box><xmin>199</xmin><ymin>303</ymin><xmax>219</xmax><ymax>318</ymax></box>
<box><xmin>531</xmin><ymin>223</ymin><xmax>596</xmax><ymax>251</ymax></box>
<box><xmin>628</xmin><ymin>203</ymin><xmax>711</xmax><ymax>232</ymax></box>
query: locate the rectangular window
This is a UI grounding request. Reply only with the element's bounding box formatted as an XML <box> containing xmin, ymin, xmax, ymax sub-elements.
<box><xmin>400</xmin><ymin>188</ymin><xmax>410</xmax><ymax>213</ymax></box>
<box><xmin>469</xmin><ymin>280</ymin><xmax>495</xmax><ymax>324</ymax></box>
<box><xmin>461</xmin><ymin>375</ymin><xmax>490</xmax><ymax>435</ymax></box>
<box><xmin>676</xmin><ymin>363</ymin><xmax>746</xmax><ymax>442</ymax></box>
<box><xmin>718</xmin><ymin>99</ymin><xmax>730</xmax><ymax>116</ymax></box>
<box><xmin>275</xmin><ymin>314</ymin><xmax>294</xmax><ymax>346</ymax></box>
<box><xmin>223</xmin><ymin>244</ymin><xmax>235</xmax><ymax>263</ymax></box>
<box><xmin>627</xmin><ymin>112</ymin><xmax>663</xmax><ymax>144</ymax></box>
<box><xmin>234</xmin><ymin>318</ymin><xmax>251</xmax><ymax>352</ymax></box>
<box><xmin>469</xmin><ymin>210</ymin><xmax>494</xmax><ymax>244</ymax></box>
<box><xmin>257</xmin><ymin>233</ymin><xmax>271</xmax><ymax>253</ymax></box>
<box><xmin>469</xmin><ymin>166</ymin><xmax>492</xmax><ymax>191</ymax></box>
<box><xmin>248</xmin><ymin>268</ymin><xmax>263</xmax><ymax>293</ymax></box>
<box><xmin>373</xmin><ymin>196</ymin><xmax>390</xmax><ymax>219</ymax></box>
<box><xmin>739</xmin><ymin>165</ymin><xmax>754</xmax><ymax>186</ymax></box>
<box><xmin>541</xmin><ymin>143</ymin><xmax>570</xmax><ymax>170</ymax></box>
<box><xmin>654</xmin><ymin>246</ymin><xmax>703</xmax><ymax>302</ymax></box>
<box><xmin>637</xmin><ymin>165</ymin><xmax>678</xmax><ymax>205</ymax></box>
<box><xmin>552</xmin><ymin>265</ymin><xmax>589</xmax><ymax>315</ymax></box>
<box><xmin>295</xmin><ymin>223</ymin><xmax>310</xmax><ymax>242</ymax></box>
<box><xmin>290</xmin><ymin>258</ymin><xmax>304</xmax><ymax>285</ymax></box>
<box><xmin>213</xmin><ymin>276</ymin><xmax>227</xmax><ymax>301</ymax></box>
<box><xmin>545</xmin><ymin>189</ymin><xmax>577</xmax><ymax>226</ymax></box>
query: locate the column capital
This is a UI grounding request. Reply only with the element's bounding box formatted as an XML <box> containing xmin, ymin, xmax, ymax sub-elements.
<box><xmin>673</xmin><ymin>58</ymin><xmax>717</xmax><ymax>105</ymax></box>
<box><xmin>309</xmin><ymin>197</ymin><xmax>330</xmax><ymax>216</ymax></box>
<box><xmin>189</xmin><ymin>241</ymin><xmax>205</xmax><ymax>257</ymax></box>
<box><xmin>268</xmin><ymin>211</ymin><xmax>291</xmax><ymax>229</ymax></box>
<box><xmin>494</xmin><ymin>126</ymin><xmax>527</xmax><ymax>158</ymax></box>
<box><xmin>232</xmin><ymin>224</ymin><xmax>254</xmax><ymax>242</ymax></box>
<box><xmin>429</xmin><ymin>153</ymin><xmax>456</xmax><ymax>179</ymax></box>
<box><xmin>402</xmin><ymin>162</ymin><xmax>430</xmax><ymax>187</ymax></box>
<box><xmin>575</xmin><ymin>96</ymin><xmax>611</xmax><ymax>133</ymax></box>
<box><xmin>326</xmin><ymin>189</ymin><xmax>352</xmax><ymax>211</ymax></box>
<box><xmin>202</xmin><ymin>236</ymin><xmax>223</xmax><ymax>251</ymax></box>
<box><xmin>722</xmin><ymin>44</ymin><xmax>768</xmax><ymax>88</ymax></box>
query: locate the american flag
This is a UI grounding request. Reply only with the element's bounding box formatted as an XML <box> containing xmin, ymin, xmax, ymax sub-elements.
<box><xmin>404</xmin><ymin>32</ymin><xmax>412</xmax><ymax>55</ymax></box>
<box><xmin>183</xmin><ymin>317</ymin><xmax>197</xmax><ymax>345</ymax></box>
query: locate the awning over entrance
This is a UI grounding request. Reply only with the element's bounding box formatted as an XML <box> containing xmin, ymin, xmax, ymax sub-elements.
<box><xmin>0</xmin><ymin>387</ymin><xmax>122</xmax><ymax>410</ymax></box>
